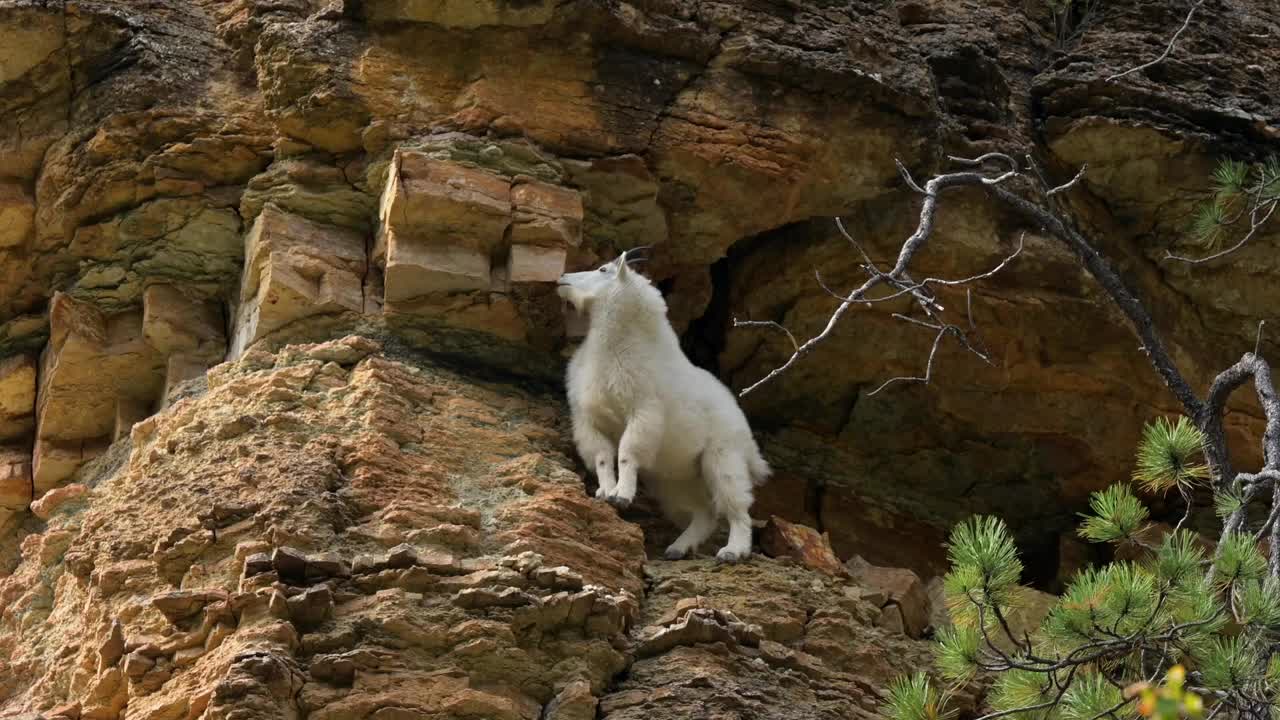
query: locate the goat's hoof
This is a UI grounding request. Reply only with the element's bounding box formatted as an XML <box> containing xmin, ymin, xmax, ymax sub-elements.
<box><xmin>715</xmin><ymin>548</ymin><xmax>748</xmax><ymax>564</ymax></box>
<box><xmin>594</xmin><ymin>486</ymin><xmax>610</xmax><ymax>499</ymax></box>
<box><xmin>663</xmin><ymin>546</ymin><xmax>687</xmax><ymax>561</ymax></box>
<box><xmin>605</xmin><ymin>494</ymin><xmax>632</xmax><ymax>510</ymax></box>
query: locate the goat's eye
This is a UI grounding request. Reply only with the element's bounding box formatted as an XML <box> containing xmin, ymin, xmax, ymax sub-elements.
<box><xmin>599</xmin><ymin>266</ymin><xmax>608</xmax><ymax>273</ymax></box>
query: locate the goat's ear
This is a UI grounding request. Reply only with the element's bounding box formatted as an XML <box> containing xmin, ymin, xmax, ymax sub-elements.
<box><xmin>616</xmin><ymin>252</ymin><xmax>630</xmax><ymax>280</ymax></box>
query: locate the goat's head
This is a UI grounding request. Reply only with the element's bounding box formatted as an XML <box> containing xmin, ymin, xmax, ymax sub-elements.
<box><xmin>556</xmin><ymin>247</ymin><xmax>649</xmax><ymax>313</ymax></box>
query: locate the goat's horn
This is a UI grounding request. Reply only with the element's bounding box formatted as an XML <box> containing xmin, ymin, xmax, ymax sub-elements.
<box><xmin>623</xmin><ymin>245</ymin><xmax>653</xmax><ymax>257</ymax></box>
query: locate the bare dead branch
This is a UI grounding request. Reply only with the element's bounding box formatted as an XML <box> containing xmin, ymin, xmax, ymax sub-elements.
<box><xmin>819</xmin><ymin>229</ymin><xmax>1026</xmax><ymax>308</ymax></box>
<box><xmin>737</xmin><ymin>157</ymin><xmax>1021</xmax><ymax>397</ymax></box>
<box><xmin>891</xmin><ymin>313</ymin><xmax>942</xmax><ymax>332</ymax></box>
<box><xmin>1107</xmin><ymin>0</ymin><xmax>1208</xmax><ymax>82</ymax></box>
<box><xmin>1048</xmin><ymin>164</ymin><xmax>1089</xmax><ymax>196</ymax></box>
<box><xmin>1166</xmin><ymin>199</ymin><xmax>1278</xmax><ymax>264</ymax></box>
<box><xmin>895</xmin><ymin>158</ymin><xmax>926</xmax><ymax>194</ymax></box>
<box><xmin>866</xmin><ymin>323</ymin><xmax>953</xmax><ymax>396</ymax></box>
<box><xmin>1203</xmin><ymin>352</ymin><xmax>1280</xmax><ymax>489</ymax></box>
<box><xmin>984</xmin><ymin>183</ymin><xmax>1203</xmax><ymax>418</ymax></box>
<box><xmin>731</xmin><ymin>138</ymin><xmax>1280</xmax><ymax>718</ymax></box>
<box><xmin>831</xmin><ymin>218</ymin><xmax>944</xmax><ymax>313</ymax></box>
<box><xmin>732</xmin><ymin>318</ymin><xmax>799</xmax><ymax>355</ymax></box>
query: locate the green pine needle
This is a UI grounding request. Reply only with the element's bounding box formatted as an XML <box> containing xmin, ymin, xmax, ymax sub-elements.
<box><xmin>1214</xmin><ymin>488</ymin><xmax>1246</xmax><ymax>519</ymax></box>
<box><xmin>1260</xmin><ymin>155</ymin><xmax>1280</xmax><ymax>201</ymax></box>
<box><xmin>1237</xmin><ymin>577</ymin><xmax>1280</xmax><ymax>630</ymax></box>
<box><xmin>934</xmin><ymin>625</ymin><xmax>981</xmax><ymax>681</ymax></box>
<box><xmin>1133</xmin><ymin>416</ymin><xmax>1210</xmax><ymax>494</ymax></box>
<box><xmin>1197</xmin><ymin>635</ymin><xmax>1262</xmax><ymax>691</ymax></box>
<box><xmin>1190</xmin><ymin>201</ymin><xmax>1227</xmax><ymax>247</ymax></box>
<box><xmin>1044</xmin><ymin>567</ymin><xmax>1107</xmax><ymax>648</ymax></box>
<box><xmin>885</xmin><ymin>673</ymin><xmax>951</xmax><ymax>720</ymax></box>
<box><xmin>1212</xmin><ymin>158</ymin><xmax>1250</xmax><ymax>198</ymax></box>
<box><xmin>946</xmin><ymin>516</ymin><xmax>1023</xmax><ymax>597</ymax></box>
<box><xmin>1166</xmin><ymin>575</ymin><xmax>1227</xmax><ymax>638</ymax></box>
<box><xmin>1155</xmin><ymin>529</ymin><xmax>1206</xmax><ymax>590</ymax></box>
<box><xmin>1078</xmin><ymin>484</ymin><xmax>1149</xmax><ymax>544</ymax></box>
<box><xmin>1061</xmin><ymin>672</ymin><xmax>1127</xmax><ymax>720</ymax></box>
<box><xmin>1101</xmin><ymin>563</ymin><xmax>1159</xmax><ymax>634</ymax></box>
<box><xmin>1267</xmin><ymin>654</ymin><xmax>1280</xmax><ymax>687</ymax></box>
<box><xmin>1214</xmin><ymin>532</ymin><xmax>1267</xmax><ymax>587</ymax></box>
<box><xmin>1043</xmin><ymin>563</ymin><xmax>1166</xmax><ymax>652</ymax></box>
<box><xmin>941</xmin><ymin>564</ymin><xmax>987</xmax><ymax>629</ymax></box>
<box><xmin>989</xmin><ymin>669</ymin><xmax>1053</xmax><ymax>717</ymax></box>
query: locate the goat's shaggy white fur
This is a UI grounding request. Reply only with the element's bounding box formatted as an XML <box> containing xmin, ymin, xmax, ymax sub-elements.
<box><xmin>557</xmin><ymin>251</ymin><xmax>770</xmax><ymax>562</ymax></box>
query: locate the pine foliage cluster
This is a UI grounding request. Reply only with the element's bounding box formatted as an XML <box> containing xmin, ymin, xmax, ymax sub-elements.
<box><xmin>886</xmin><ymin>416</ymin><xmax>1280</xmax><ymax>719</ymax></box>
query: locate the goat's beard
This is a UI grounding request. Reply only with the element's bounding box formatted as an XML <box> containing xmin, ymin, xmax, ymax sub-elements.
<box><xmin>557</xmin><ymin>286</ymin><xmax>588</xmax><ymax>314</ymax></box>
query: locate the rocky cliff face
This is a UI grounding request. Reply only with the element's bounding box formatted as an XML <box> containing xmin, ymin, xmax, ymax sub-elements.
<box><xmin>0</xmin><ymin>0</ymin><xmax>1277</xmax><ymax>717</ymax></box>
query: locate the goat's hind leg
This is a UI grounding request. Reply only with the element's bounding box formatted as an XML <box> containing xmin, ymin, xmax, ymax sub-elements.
<box><xmin>574</xmin><ymin>421</ymin><xmax>617</xmax><ymax>499</ymax></box>
<box><xmin>664</xmin><ymin>507</ymin><xmax>715</xmax><ymax>560</ymax></box>
<box><xmin>703</xmin><ymin>448</ymin><xmax>755</xmax><ymax>563</ymax></box>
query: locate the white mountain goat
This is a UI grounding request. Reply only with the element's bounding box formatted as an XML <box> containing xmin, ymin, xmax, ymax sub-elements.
<box><xmin>556</xmin><ymin>249</ymin><xmax>771</xmax><ymax>562</ymax></box>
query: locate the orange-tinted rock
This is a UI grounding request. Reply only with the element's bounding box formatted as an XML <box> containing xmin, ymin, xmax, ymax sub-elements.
<box><xmin>760</xmin><ymin>515</ymin><xmax>848</xmax><ymax>577</ymax></box>
<box><xmin>229</xmin><ymin>204</ymin><xmax>368</xmax><ymax>358</ymax></box>
<box><xmin>0</xmin><ymin>446</ymin><xmax>31</xmax><ymax>517</ymax></box>
<box><xmin>141</xmin><ymin>284</ymin><xmax>225</xmax><ymax>359</ymax></box>
<box><xmin>0</xmin><ymin>354</ymin><xmax>35</xmax><ymax>440</ymax></box>
<box><xmin>379</xmin><ymin>152</ymin><xmax>512</xmax><ymax>253</ymax></box>
<box><xmin>845</xmin><ymin>556</ymin><xmax>931</xmax><ymax>639</ymax></box>
<box><xmin>360</xmin><ymin>0</ymin><xmax>559</xmax><ymax>27</ymax></box>
<box><xmin>510</xmin><ymin>180</ymin><xmax>582</xmax><ymax>249</ymax></box>
<box><xmin>0</xmin><ymin>182</ymin><xmax>33</xmax><ymax>249</ymax></box>
<box><xmin>34</xmin><ymin>293</ymin><xmax>164</xmax><ymax>490</ymax></box>
<box><xmin>29</xmin><ymin>482</ymin><xmax>87</xmax><ymax>520</ymax></box>
<box><xmin>507</xmin><ymin>244</ymin><xmax>567</xmax><ymax>284</ymax></box>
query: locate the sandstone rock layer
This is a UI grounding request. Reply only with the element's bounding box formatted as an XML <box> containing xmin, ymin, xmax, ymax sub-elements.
<box><xmin>0</xmin><ymin>1</ymin><xmax>1278</xmax><ymax>714</ymax></box>
<box><xmin>0</xmin><ymin>337</ymin><xmax>927</xmax><ymax>718</ymax></box>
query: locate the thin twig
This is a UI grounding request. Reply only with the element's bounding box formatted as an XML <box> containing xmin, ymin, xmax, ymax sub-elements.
<box><xmin>1166</xmin><ymin>200</ymin><xmax>1278</xmax><ymax>264</ymax></box>
<box><xmin>1048</xmin><ymin>164</ymin><xmax>1089</xmax><ymax>196</ymax></box>
<box><xmin>819</xmin><ymin>230</ymin><xmax>1026</xmax><ymax>307</ymax></box>
<box><xmin>737</xmin><ymin>160</ymin><xmax>1022</xmax><ymax>397</ymax></box>
<box><xmin>1107</xmin><ymin>0</ymin><xmax>1208</xmax><ymax>82</ymax></box>
<box><xmin>895</xmin><ymin>158</ymin><xmax>926</xmax><ymax>194</ymax></box>
<box><xmin>866</xmin><ymin>324</ymin><xmax>953</xmax><ymax>396</ymax></box>
<box><xmin>1173</xmin><ymin>486</ymin><xmax>1193</xmax><ymax>533</ymax></box>
<box><xmin>732</xmin><ymin>318</ymin><xmax>799</xmax><ymax>355</ymax></box>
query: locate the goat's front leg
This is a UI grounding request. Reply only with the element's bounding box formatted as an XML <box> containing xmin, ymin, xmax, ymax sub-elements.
<box><xmin>609</xmin><ymin>403</ymin><xmax>663</xmax><ymax>510</ymax></box>
<box><xmin>573</xmin><ymin>419</ymin><xmax>617</xmax><ymax>499</ymax></box>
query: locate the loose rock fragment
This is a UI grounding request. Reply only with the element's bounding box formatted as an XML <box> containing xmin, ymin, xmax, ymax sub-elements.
<box><xmin>305</xmin><ymin>551</ymin><xmax>351</xmax><ymax>580</ymax></box>
<box><xmin>385</xmin><ymin>543</ymin><xmax>418</xmax><ymax>569</ymax></box>
<box><xmin>271</xmin><ymin>546</ymin><xmax>309</xmax><ymax>582</ymax></box>
<box><xmin>452</xmin><ymin>587</ymin><xmax>535</xmax><ymax>609</ymax></box>
<box><xmin>287</xmin><ymin>586</ymin><xmax>334</xmax><ymax>630</ymax></box>
<box><xmin>29</xmin><ymin>482</ymin><xmax>87</xmax><ymax>520</ymax></box>
<box><xmin>530</xmin><ymin>565</ymin><xmax>584</xmax><ymax>592</ymax></box>
<box><xmin>152</xmin><ymin>590</ymin><xmax>211</xmax><ymax>623</ymax></box>
<box><xmin>846</xmin><ymin>555</ymin><xmax>930</xmax><ymax>638</ymax></box>
<box><xmin>544</xmin><ymin>680</ymin><xmax>597</xmax><ymax>720</ymax></box>
<box><xmin>760</xmin><ymin>516</ymin><xmax>848</xmax><ymax>577</ymax></box>
<box><xmin>97</xmin><ymin>619</ymin><xmax>125</xmax><ymax>670</ymax></box>
<box><xmin>243</xmin><ymin>552</ymin><xmax>273</xmax><ymax>577</ymax></box>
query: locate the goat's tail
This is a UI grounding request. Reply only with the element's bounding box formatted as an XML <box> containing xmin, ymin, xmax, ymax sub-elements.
<box><xmin>747</xmin><ymin>445</ymin><xmax>771</xmax><ymax>487</ymax></box>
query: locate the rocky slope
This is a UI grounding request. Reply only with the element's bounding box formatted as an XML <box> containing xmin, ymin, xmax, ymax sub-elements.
<box><xmin>0</xmin><ymin>334</ymin><xmax>933</xmax><ymax>718</ymax></box>
<box><xmin>0</xmin><ymin>0</ymin><xmax>1277</xmax><ymax>716</ymax></box>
